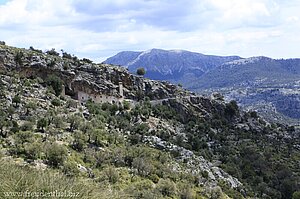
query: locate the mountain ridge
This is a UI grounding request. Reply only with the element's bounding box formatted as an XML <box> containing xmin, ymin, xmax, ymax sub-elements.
<box><xmin>104</xmin><ymin>48</ymin><xmax>241</xmax><ymax>81</ymax></box>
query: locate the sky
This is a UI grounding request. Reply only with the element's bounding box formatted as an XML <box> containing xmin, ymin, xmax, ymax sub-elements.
<box><xmin>0</xmin><ymin>0</ymin><xmax>299</xmax><ymax>62</ymax></box>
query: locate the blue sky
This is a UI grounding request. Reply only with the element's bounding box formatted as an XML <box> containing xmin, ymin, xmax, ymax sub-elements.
<box><xmin>0</xmin><ymin>0</ymin><xmax>299</xmax><ymax>62</ymax></box>
<box><xmin>0</xmin><ymin>0</ymin><xmax>8</xmax><ymax>5</ymax></box>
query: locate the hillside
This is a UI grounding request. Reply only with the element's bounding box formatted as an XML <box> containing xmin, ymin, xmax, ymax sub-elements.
<box><xmin>0</xmin><ymin>44</ymin><xmax>300</xmax><ymax>199</ymax></box>
<box><xmin>195</xmin><ymin>57</ymin><xmax>300</xmax><ymax>124</ymax></box>
<box><xmin>105</xmin><ymin>51</ymin><xmax>300</xmax><ymax>124</ymax></box>
<box><xmin>193</xmin><ymin>57</ymin><xmax>300</xmax><ymax>89</ymax></box>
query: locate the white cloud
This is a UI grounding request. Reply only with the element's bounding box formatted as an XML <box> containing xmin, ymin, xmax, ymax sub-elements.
<box><xmin>206</xmin><ymin>0</ymin><xmax>280</xmax><ymax>28</ymax></box>
<box><xmin>0</xmin><ymin>0</ymin><xmax>299</xmax><ymax>61</ymax></box>
<box><xmin>209</xmin><ymin>0</ymin><xmax>271</xmax><ymax>17</ymax></box>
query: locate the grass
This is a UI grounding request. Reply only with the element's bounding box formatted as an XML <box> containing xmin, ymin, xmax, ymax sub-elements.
<box><xmin>0</xmin><ymin>159</ymin><xmax>102</xmax><ymax>199</ymax></box>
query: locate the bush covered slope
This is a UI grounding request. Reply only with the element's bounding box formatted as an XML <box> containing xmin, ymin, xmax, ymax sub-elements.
<box><xmin>0</xmin><ymin>44</ymin><xmax>299</xmax><ymax>199</ymax></box>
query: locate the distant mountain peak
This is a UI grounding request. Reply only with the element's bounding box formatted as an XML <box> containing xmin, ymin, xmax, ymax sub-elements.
<box><xmin>104</xmin><ymin>49</ymin><xmax>241</xmax><ymax>81</ymax></box>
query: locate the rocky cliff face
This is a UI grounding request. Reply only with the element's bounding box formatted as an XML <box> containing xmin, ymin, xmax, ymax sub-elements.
<box><xmin>0</xmin><ymin>45</ymin><xmax>190</xmax><ymax>101</ymax></box>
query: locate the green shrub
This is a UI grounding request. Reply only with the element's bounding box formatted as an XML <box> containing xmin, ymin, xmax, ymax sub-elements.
<box><xmin>63</xmin><ymin>61</ymin><xmax>70</xmax><ymax>70</ymax></box>
<box><xmin>81</xmin><ymin>58</ymin><xmax>93</xmax><ymax>63</ymax></box>
<box><xmin>72</xmin><ymin>131</ymin><xmax>87</xmax><ymax>151</ymax></box>
<box><xmin>9</xmin><ymin>131</ymin><xmax>35</xmax><ymax>156</ymax></box>
<box><xmin>293</xmin><ymin>191</ymin><xmax>300</xmax><ymax>199</ymax></box>
<box><xmin>46</xmin><ymin>48</ymin><xmax>59</xmax><ymax>56</ymax></box>
<box><xmin>51</xmin><ymin>98</ymin><xmax>61</xmax><ymax>106</ymax></box>
<box><xmin>25</xmin><ymin>101</ymin><xmax>37</xmax><ymax>115</ymax></box>
<box><xmin>37</xmin><ymin>118</ymin><xmax>48</xmax><ymax>132</ymax></box>
<box><xmin>149</xmin><ymin>174</ymin><xmax>160</xmax><ymax>183</ymax></box>
<box><xmin>47</xmin><ymin>59</ymin><xmax>56</xmax><ymax>68</ymax></box>
<box><xmin>132</xmin><ymin>157</ymin><xmax>154</xmax><ymax>177</ymax></box>
<box><xmin>10</xmin><ymin>120</ymin><xmax>19</xmax><ymax>133</ymax></box>
<box><xmin>12</xmin><ymin>95</ymin><xmax>21</xmax><ymax>107</ymax></box>
<box><xmin>137</xmin><ymin>67</ymin><xmax>146</xmax><ymax>76</ymax></box>
<box><xmin>225</xmin><ymin>100</ymin><xmax>239</xmax><ymax>118</ymax></box>
<box><xmin>52</xmin><ymin>116</ymin><xmax>64</xmax><ymax>129</ymax></box>
<box><xmin>20</xmin><ymin>121</ymin><xmax>34</xmax><ymax>131</ymax></box>
<box><xmin>29</xmin><ymin>46</ymin><xmax>43</xmax><ymax>53</ymax></box>
<box><xmin>63</xmin><ymin>161</ymin><xmax>80</xmax><ymax>177</ymax></box>
<box><xmin>156</xmin><ymin>178</ymin><xmax>177</xmax><ymax>197</ymax></box>
<box><xmin>104</xmin><ymin>166</ymin><xmax>119</xmax><ymax>184</ymax></box>
<box><xmin>123</xmin><ymin>100</ymin><xmax>131</xmax><ymax>110</ymax></box>
<box><xmin>178</xmin><ymin>184</ymin><xmax>196</xmax><ymax>199</ymax></box>
<box><xmin>67</xmin><ymin>114</ymin><xmax>83</xmax><ymax>132</ymax></box>
<box><xmin>201</xmin><ymin>170</ymin><xmax>209</xmax><ymax>179</ymax></box>
<box><xmin>62</xmin><ymin>50</ymin><xmax>73</xmax><ymax>59</ymax></box>
<box><xmin>24</xmin><ymin>142</ymin><xmax>42</xmax><ymax>160</ymax></box>
<box><xmin>127</xmin><ymin>179</ymin><xmax>156</xmax><ymax>198</ymax></box>
<box><xmin>7</xmin><ymin>105</ymin><xmax>15</xmax><ymax>120</ymax></box>
<box><xmin>14</xmin><ymin>51</ymin><xmax>23</xmax><ymax>66</ymax></box>
<box><xmin>109</xmin><ymin>104</ymin><xmax>119</xmax><ymax>115</ymax></box>
<box><xmin>45</xmin><ymin>143</ymin><xmax>68</xmax><ymax>168</ymax></box>
<box><xmin>45</xmin><ymin>75</ymin><xmax>63</xmax><ymax>96</ymax></box>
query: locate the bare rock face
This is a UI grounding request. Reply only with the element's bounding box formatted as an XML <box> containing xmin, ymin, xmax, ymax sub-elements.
<box><xmin>0</xmin><ymin>45</ymin><xmax>190</xmax><ymax>101</ymax></box>
<box><xmin>0</xmin><ymin>49</ymin><xmax>6</xmax><ymax>70</ymax></box>
<box><xmin>154</xmin><ymin>96</ymin><xmax>231</xmax><ymax>123</ymax></box>
<box><xmin>144</xmin><ymin>136</ymin><xmax>243</xmax><ymax>189</ymax></box>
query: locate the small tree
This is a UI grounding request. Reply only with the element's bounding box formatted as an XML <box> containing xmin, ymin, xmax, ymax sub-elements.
<box><xmin>61</xmin><ymin>50</ymin><xmax>73</xmax><ymax>59</ymax></box>
<box><xmin>72</xmin><ymin>131</ymin><xmax>87</xmax><ymax>152</ymax></box>
<box><xmin>37</xmin><ymin>118</ymin><xmax>48</xmax><ymax>132</ymax></box>
<box><xmin>0</xmin><ymin>81</ymin><xmax>5</xmax><ymax>99</ymax></box>
<box><xmin>45</xmin><ymin>75</ymin><xmax>63</xmax><ymax>96</ymax></box>
<box><xmin>104</xmin><ymin>166</ymin><xmax>119</xmax><ymax>184</ymax></box>
<box><xmin>123</xmin><ymin>100</ymin><xmax>131</xmax><ymax>110</ymax></box>
<box><xmin>62</xmin><ymin>161</ymin><xmax>79</xmax><ymax>177</ymax></box>
<box><xmin>29</xmin><ymin>46</ymin><xmax>43</xmax><ymax>53</ymax></box>
<box><xmin>156</xmin><ymin>179</ymin><xmax>177</xmax><ymax>197</ymax></box>
<box><xmin>14</xmin><ymin>51</ymin><xmax>23</xmax><ymax>66</ymax></box>
<box><xmin>0</xmin><ymin>112</ymin><xmax>8</xmax><ymax>137</ymax></box>
<box><xmin>51</xmin><ymin>98</ymin><xmax>61</xmax><ymax>106</ymax></box>
<box><xmin>7</xmin><ymin>105</ymin><xmax>15</xmax><ymax>121</ymax></box>
<box><xmin>81</xmin><ymin>58</ymin><xmax>93</xmax><ymax>64</ymax></box>
<box><xmin>225</xmin><ymin>100</ymin><xmax>239</xmax><ymax>118</ymax></box>
<box><xmin>12</xmin><ymin>95</ymin><xmax>21</xmax><ymax>107</ymax></box>
<box><xmin>25</xmin><ymin>101</ymin><xmax>37</xmax><ymax>115</ymax></box>
<box><xmin>10</xmin><ymin>121</ymin><xmax>19</xmax><ymax>133</ymax></box>
<box><xmin>52</xmin><ymin>116</ymin><xmax>64</xmax><ymax>129</ymax></box>
<box><xmin>67</xmin><ymin>114</ymin><xmax>83</xmax><ymax>132</ymax></box>
<box><xmin>132</xmin><ymin>157</ymin><xmax>153</xmax><ymax>177</ymax></box>
<box><xmin>46</xmin><ymin>109</ymin><xmax>57</xmax><ymax>126</ymax></box>
<box><xmin>46</xmin><ymin>143</ymin><xmax>68</xmax><ymax>168</ymax></box>
<box><xmin>136</xmin><ymin>67</ymin><xmax>146</xmax><ymax>76</ymax></box>
<box><xmin>24</xmin><ymin>142</ymin><xmax>42</xmax><ymax>160</ymax></box>
<box><xmin>46</xmin><ymin>48</ymin><xmax>60</xmax><ymax>56</ymax></box>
